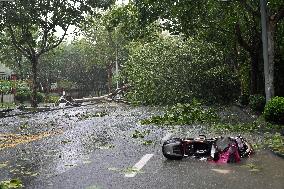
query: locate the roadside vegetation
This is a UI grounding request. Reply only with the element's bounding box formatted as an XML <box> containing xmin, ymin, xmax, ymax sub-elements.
<box><xmin>0</xmin><ymin>1</ymin><xmax>283</xmax><ymax>188</ymax></box>
<box><xmin>0</xmin><ymin>0</ymin><xmax>283</xmax><ymax>157</ymax></box>
<box><xmin>140</xmin><ymin>98</ymin><xmax>284</xmax><ymax>156</ymax></box>
<box><xmin>0</xmin><ymin>179</ymin><xmax>23</xmax><ymax>189</ymax></box>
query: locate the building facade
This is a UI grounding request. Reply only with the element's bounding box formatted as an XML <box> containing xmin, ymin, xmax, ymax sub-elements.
<box><xmin>0</xmin><ymin>63</ymin><xmax>13</xmax><ymax>80</ymax></box>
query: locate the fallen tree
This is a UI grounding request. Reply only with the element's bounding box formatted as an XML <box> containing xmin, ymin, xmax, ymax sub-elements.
<box><xmin>74</xmin><ymin>85</ymin><xmax>130</xmax><ymax>103</ymax></box>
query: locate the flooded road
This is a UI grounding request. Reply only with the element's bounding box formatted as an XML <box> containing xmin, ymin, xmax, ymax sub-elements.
<box><xmin>0</xmin><ymin>103</ymin><xmax>283</xmax><ymax>189</ymax></box>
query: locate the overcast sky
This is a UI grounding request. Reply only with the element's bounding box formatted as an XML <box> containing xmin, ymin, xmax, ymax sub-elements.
<box><xmin>55</xmin><ymin>0</ymin><xmax>130</xmax><ymax>42</ymax></box>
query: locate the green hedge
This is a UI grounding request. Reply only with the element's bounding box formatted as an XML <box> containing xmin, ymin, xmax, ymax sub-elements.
<box><xmin>15</xmin><ymin>91</ymin><xmax>45</xmax><ymax>103</ymax></box>
<box><xmin>15</xmin><ymin>90</ymin><xmax>31</xmax><ymax>102</ymax></box>
<box><xmin>264</xmin><ymin>96</ymin><xmax>284</xmax><ymax>124</ymax></box>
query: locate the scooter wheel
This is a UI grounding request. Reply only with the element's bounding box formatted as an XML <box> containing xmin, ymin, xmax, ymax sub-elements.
<box><xmin>162</xmin><ymin>138</ymin><xmax>184</xmax><ymax>160</ymax></box>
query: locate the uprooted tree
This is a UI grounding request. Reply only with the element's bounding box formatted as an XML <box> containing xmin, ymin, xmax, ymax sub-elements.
<box><xmin>132</xmin><ymin>0</ymin><xmax>284</xmax><ymax>102</ymax></box>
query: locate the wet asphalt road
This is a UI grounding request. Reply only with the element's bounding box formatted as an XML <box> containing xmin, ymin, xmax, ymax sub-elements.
<box><xmin>0</xmin><ymin>103</ymin><xmax>283</xmax><ymax>189</ymax></box>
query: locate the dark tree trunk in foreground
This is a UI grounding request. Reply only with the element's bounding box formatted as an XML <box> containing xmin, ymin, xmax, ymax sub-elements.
<box><xmin>235</xmin><ymin>23</ymin><xmax>262</xmax><ymax>95</ymax></box>
<box><xmin>261</xmin><ymin>1</ymin><xmax>284</xmax><ymax>102</ymax></box>
<box><xmin>249</xmin><ymin>52</ymin><xmax>260</xmax><ymax>95</ymax></box>
<box><xmin>264</xmin><ymin>20</ymin><xmax>276</xmax><ymax>101</ymax></box>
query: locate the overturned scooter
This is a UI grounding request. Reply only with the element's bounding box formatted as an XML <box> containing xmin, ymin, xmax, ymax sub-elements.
<box><xmin>162</xmin><ymin>135</ymin><xmax>253</xmax><ymax>163</ymax></box>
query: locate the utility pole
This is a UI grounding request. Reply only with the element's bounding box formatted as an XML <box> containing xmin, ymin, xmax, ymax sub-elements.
<box><xmin>260</xmin><ymin>0</ymin><xmax>270</xmax><ymax>102</ymax></box>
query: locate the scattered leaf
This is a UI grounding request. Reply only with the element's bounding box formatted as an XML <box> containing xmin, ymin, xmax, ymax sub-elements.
<box><xmin>108</xmin><ymin>167</ymin><xmax>119</xmax><ymax>172</ymax></box>
<box><xmin>0</xmin><ymin>163</ymin><xmax>8</xmax><ymax>169</ymax></box>
<box><xmin>19</xmin><ymin>123</ymin><xmax>29</xmax><ymax>130</ymax></box>
<box><xmin>83</xmin><ymin>160</ymin><xmax>92</xmax><ymax>164</ymax></box>
<box><xmin>0</xmin><ymin>179</ymin><xmax>23</xmax><ymax>189</ymax></box>
<box><xmin>132</xmin><ymin>130</ymin><xmax>150</xmax><ymax>139</ymax></box>
<box><xmin>123</xmin><ymin>167</ymin><xmax>143</xmax><ymax>174</ymax></box>
<box><xmin>85</xmin><ymin>185</ymin><xmax>101</xmax><ymax>189</ymax></box>
<box><xmin>31</xmin><ymin>173</ymin><xmax>38</xmax><ymax>177</ymax></box>
<box><xmin>97</xmin><ymin>144</ymin><xmax>115</xmax><ymax>150</ymax></box>
<box><xmin>61</xmin><ymin>140</ymin><xmax>72</xmax><ymax>144</ymax></box>
<box><xmin>0</xmin><ymin>130</ymin><xmax>62</xmax><ymax>150</ymax></box>
<box><xmin>64</xmin><ymin>164</ymin><xmax>77</xmax><ymax>167</ymax></box>
<box><xmin>142</xmin><ymin>140</ymin><xmax>153</xmax><ymax>146</ymax></box>
<box><xmin>242</xmin><ymin>163</ymin><xmax>262</xmax><ymax>172</ymax></box>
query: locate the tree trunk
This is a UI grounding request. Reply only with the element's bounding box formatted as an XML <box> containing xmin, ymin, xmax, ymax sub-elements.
<box><xmin>1</xmin><ymin>92</ymin><xmax>3</xmax><ymax>104</ymax></box>
<box><xmin>31</xmin><ymin>56</ymin><xmax>39</xmax><ymax>108</ymax></box>
<box><xmin>260</xmin><ymin>0</ymin><xmax>276</xmax><ymax>102</ymax></box>
<box><xmin>249</xmin><ymin>52</ymin><xmax>259</xmax><ymax>95</ymax></box>
<box><xmin>265</xmin><ymin>21</ymin><xmax>276</xmax><ymax>100</ymax></box>
<box><xmin>16</xmin><ymin>55</ymin><xmax>23</xmax><ymax>80</ymax></box>
<box><xmin>74</xmin><ymin>85</ymin><xmax>130</xmax><ymax>103</ymax></box>
<box><xmin>235</xmin><ymin>23</ymin><xmax>262</xmax><ymax>95</ymax></box>
<box><xmin>107</xmin><ymin>64</ymin><xmax>113</xmax><ymax>93</ymax></box>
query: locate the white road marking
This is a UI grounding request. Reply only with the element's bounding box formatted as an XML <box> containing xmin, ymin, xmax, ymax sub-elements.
<box><xmin>161</xmin><ymin>133</ymin><xmax>173</xmax><ymax>143</ymax></box>
<box><xmin>211</xmin><ymin>169</ymin><xmax>231</xmax><ymax>174</ymax></box>
<box><xmin>125</xmin><ymin>154</ymin><xmax>154</xmax><ymax>178</ymax></box>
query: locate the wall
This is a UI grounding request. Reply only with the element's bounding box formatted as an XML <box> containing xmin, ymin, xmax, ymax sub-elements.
<box><xmin>1</xmin><ymin>94</ymin><xmax>15</xmax><ymax>103</ymax></box>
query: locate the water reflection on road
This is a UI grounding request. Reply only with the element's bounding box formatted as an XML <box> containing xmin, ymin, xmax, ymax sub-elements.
<box><xmin>0</xmin><ymin>103</ymin><xmax>283</xmax><ymax>189</ymax></box>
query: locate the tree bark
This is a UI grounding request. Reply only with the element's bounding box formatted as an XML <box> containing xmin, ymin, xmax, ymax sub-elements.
<box><xmin>249</xmin><ymin>52</ymin><xmax>259</xmax><ymax>95</ymax></box>
<box><xmin>74</xmin><ymin>85</ymin><xmax>130</xmax><ymax>103</ymax></box>
<box><xmin>107</xmin><ymin>63</ymin><xmax>113</xmax><ymax>93</ymax></box>
<box><xmin>1</xmin><ymin>92</ymin><xmax>3</xmax><ymax>104</ymax></box>
<box><xmin>265</xmin><ymin>21</ymin><xmax>276</xmax><ymax>100</ymax></box>
<box><xmin>30</xmin><ymin>56</ymin><xmax>39</xmax><ymax>108</ymax></box>
<box><xmin>235</xmin><ymin>23</ymin><xmax>262</xmax><ymax>95</ymax></box>
<box><xmin>16</xmin><ymin>55</ymin><xmax>23</xmax><ymax>80</ymax></box>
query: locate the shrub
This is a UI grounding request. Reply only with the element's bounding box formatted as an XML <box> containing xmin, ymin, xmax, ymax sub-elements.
<box><xmin>238</xmin><ymin>93</ymin><xmax>250</xmax><ymax>106</ymax></box>
<box><xmin>45</xmin><ymin>95</ymin><xmax>60</xmax><ymax>103</ymax></box>
<box><xmin>36</xmin><ymin>92</ymin><xmax>45</xmax><ymax>103</ymax></box>
<box><xmin>0</xmin><ymin>80</ymin><xmax>12</xmax><ymax>94</ymax></box>
<box><xmin>264</xmin><ymin>96</ymin><xmax>284</xmax><ymax>124</ymax></box>
<box><xmin>15</xmin><ymin>91</ymin><xmax>45</xmax><ymax>103</ymax></box>
<box><xmin>249</xmin><ymin>95</ymin><xmax>266</xmax><ymax>112</ymax></box>
<box><xmin>15</xmin><ymin>90</ymin><xmax>31</xmax><ymax>102</ymax></box>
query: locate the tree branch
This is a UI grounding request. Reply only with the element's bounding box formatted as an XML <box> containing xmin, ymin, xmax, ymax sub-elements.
<box><xmin>39</xmin><ymin>13</ymin><xmax>51</xmax><ymax>51</ymax></box>
<box><xmin>199</xmin><ymin>25</ymin><xmax>232</xmax><ymax>35</ymax></box>
<box><xmin>235</xmin><ymin>23</ymin><xmax>253</xmax><ymax>54</ymax></box>
<box><xmin>237</xmin><ymin>0</ymin><xmax>260</xmax><ymax>17</ymax></box>
<box><xmin>40</xmin><ymin>28</ymin><xmax>49</xmax><ymax>51</ymax></box>
<box><xmin>38</xmin><ymin>24</ymin><xmax>69</xmax><ymax>56</ymax></box>
<box><xmin>271</xmin><ymin>7</ymin><xmax>284</xmax><ymax>23</ymax></box>
<box><xmin>7</xmin><ymin>25</ymin><xmax>31</xmax><ymax>59</ymax></box>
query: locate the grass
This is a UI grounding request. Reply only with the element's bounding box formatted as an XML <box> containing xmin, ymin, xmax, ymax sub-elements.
<box><xmin>0</xmin><ymin>103</ymin><xmax>16</xmax><ymax>109</ymax></box>
<box><xmin>264</xmin><ymin>133</ymin><xmax>284</xmax><ymax>156</ymax></box>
